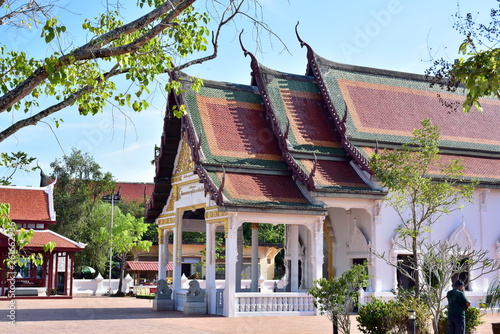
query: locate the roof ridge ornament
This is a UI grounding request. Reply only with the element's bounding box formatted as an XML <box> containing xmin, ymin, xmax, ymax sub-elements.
<box><xmin>295</xmin><ymin>22</ymin><xmax>305</xmax><ymax>48</ymax></box>
<box><xmin>295</xmin><ymin>21</ymin><xmax>313</xmax><ymax>50</ymax></box>
<box><xmin>239</xmin><ymin>29</ymin><xmax>260</xmax><ymax>86</ymax></box>
<box><xmin>238</xmin><ymin>29</ymin><xmax>250</xmax><ymax>57</ymax></box>
<box><xmin>308</xmin><ymin>153</ymin><xmax>317</xmax><ymax>190</ymax></box>
<box><xmin>217</xmin><ymin>166</ymin><xmax>226</xmax><ymax>206</ymax></box>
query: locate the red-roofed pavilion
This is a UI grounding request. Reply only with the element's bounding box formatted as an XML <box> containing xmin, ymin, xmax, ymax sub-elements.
<box><xmin>0</xmin><ymin>183</ymin><xmax>85</xmax><ymax>298</ymax></box>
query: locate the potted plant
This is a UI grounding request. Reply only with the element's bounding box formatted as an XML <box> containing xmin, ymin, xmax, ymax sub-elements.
<box><xmin>487</xmin><ymin>277</ymin><xmax>500</xmax><ymax>334</ymax></box>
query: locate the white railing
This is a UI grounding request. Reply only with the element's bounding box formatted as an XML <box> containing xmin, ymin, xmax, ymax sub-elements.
<box><xmin>235</xmin><ymin>292</ymin><xmax>316</xmax><ymax>315</ymax></box>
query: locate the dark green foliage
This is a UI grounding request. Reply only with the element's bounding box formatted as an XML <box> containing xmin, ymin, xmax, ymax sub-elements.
<box><xmin>438</xmin><ymin>307</ymin><xmax>484</xmax><ymax>334</ymax></box>
<box><xmin>50</xmin><ymin>148</ymin><xmax>115</xmax><ymax>273</ymax></box>
<box><xmin>357</xmin><ymin>295</ymin><xmax>431</xmax><ymax>334</ymax></box>
<box><xmin>357</xmin><ymin>298</ymin><xmax>397</xmax><ymax>334</ymax></box>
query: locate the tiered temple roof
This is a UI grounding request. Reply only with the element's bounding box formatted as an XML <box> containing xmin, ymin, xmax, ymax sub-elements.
<box><xmin>146</xmin><ymin>38</ymin><xmax>500</xmax><ymax>222</ymax></box>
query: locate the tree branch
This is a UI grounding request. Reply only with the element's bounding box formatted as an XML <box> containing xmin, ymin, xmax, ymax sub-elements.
<box><xmin>0</xmin><ymin>0</ymin><xmax>195</xmax><ymax>114</ymax></box>
<box><xmin>0</xmin><ymin>64</ymin><xmax>121</xmax><ymax>142</ymax></box>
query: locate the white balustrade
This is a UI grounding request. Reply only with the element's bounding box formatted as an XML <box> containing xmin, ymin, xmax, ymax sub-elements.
<box><xmin>235</xmin><ymin>292</ymin><xmax>315</xmax><ymax>316</ymax></box>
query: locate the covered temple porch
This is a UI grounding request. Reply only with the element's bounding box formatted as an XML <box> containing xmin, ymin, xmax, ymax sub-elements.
<box><xmin>157</xmin><ymin>201</ymin><xmax>326</xmax><ymax>317</ymax></box>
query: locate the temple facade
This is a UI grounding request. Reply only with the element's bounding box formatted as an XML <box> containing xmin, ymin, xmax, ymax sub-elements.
<box><xmin>146</xmin><ymin>37</ymin><xmax>500</xmax><ymax>316</ymax></box>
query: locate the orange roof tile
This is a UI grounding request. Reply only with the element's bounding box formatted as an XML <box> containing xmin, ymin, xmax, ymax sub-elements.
<box><xmin>115</xmin><ymin>182</ymin><xmax>154</xmax><ymax>203</ymax></box>
<box><xmin>126</xmin><ymin>261</ymin><xmax>173</xmax><ymax>272</ymax></box>
<box><xmin>0</xmin><ymin>186</ymin><xmax>54</xmax><ymax>222</ymax></box>
<box><xmin>26</xmin><ymin>230</ymin><xmax>85</xmax><ymax>251</ymax></box>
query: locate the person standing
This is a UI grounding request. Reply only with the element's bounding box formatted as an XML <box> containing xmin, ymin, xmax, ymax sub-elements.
<box><xmin>447</xmin><ymin>280</ymin><xmax>471</xmax><ymax>334</ymax></box>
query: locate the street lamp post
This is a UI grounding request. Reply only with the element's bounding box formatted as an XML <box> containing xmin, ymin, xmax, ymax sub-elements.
<box><xmin>102</xmin><ymin>191</ymin><xmax>121</xmax><ymax>294</ymax></box>
<box><xmin>408</xmin><ymin>309</ymin><xmax>416</xmax><ymax>334</ymax></box>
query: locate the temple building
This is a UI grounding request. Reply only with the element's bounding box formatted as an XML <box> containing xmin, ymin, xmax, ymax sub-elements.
<box><xmin>0</xmin><ymin>181</ymin><xmax>85</xmax><ymax>297</ymax></box>
<box><xmin>146</xmin><ymin>35</ymin><xmax>500</xmax><ymax>316</ymax></box>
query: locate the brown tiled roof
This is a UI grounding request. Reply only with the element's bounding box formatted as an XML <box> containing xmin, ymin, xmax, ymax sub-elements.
<box><xmin>26</xmin><ymin>230</ymin><xmax>84</xmax><ymax>251</ymax></box>
<box><xmin>264</xmin><ymin>72</ymin><xmax>344</xmax><ymax>155</ymax></box>
<box><xmin>299</xmin><ymin>160</ymin><xmax>372</xmax><ymax>190</ymax></box>
<box><xmin>115</xmin><ymin>182</ymin><xmax>154</xmax><ymax>203</ymax></box>
<box><xmin>206</xmin><ymin>171</ymin><xmax>323</xmax><ymax>210</ymax></box>
<box><xmin>149</xmin><ymin>42</ymin><xmax>500</xmax><ymax>219</ymax></box>
<box><xmin>126</xmin><ymin>261</ymin><xmax>173</xmax><ymax>272</ymax></box>
<box><xmin>362</xmin><ymin>147</ymin><xmax>500</xmax><ymax>183</ymax></box>
<box><xmin>186</xmin><ymin>84</ymin><xmax>285</xmax><ymax>169</ymax></box>
<box><xmin>338</xmin><ymin>78</ymin><xmax>500</xmax><ymax>149</ymax></box>
<box><xmin>0</xmin><ymin>186</ymin><xmax>53</xmax><ymax>222</ymax></box>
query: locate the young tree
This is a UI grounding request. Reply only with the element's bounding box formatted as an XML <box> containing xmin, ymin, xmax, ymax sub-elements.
<box><xmin>426</xmin><ymin>3</ymin><xmax>500</xmax><ymax>112</ymax></box>
<box><xmin>370</xmin><ymin>119</ymin><xmax>477</xmax><ymax>298</ymax></box>
<box><xmin>308</xmin><ymin>264</ymin><xmax>369</xmax><ymax>334</ymax></box>
<box><xmin>0</xmin><ymin>0</ymin><xmax>283</xmax><ymax>142</ymax></box>
<box><xmin>96</xmin><ymin>204</ymin><xmax>151</xmax><ymax>295</ymax></box>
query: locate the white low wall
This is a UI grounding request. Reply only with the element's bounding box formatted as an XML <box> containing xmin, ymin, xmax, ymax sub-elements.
<box><xmin>73</xmin><ymin>273</ymin><xmax>134</xmax><ymax>296</ymax></box>
<box><xmin>360</xmin><ymin>291</ymin><xmax>489</xmax><ymax>308</ymax></box>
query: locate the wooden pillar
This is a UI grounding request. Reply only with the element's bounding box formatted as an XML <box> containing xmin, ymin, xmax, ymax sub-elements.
<box><xmin>1</xmin><ymin>251</ymin><xmax>5</xmax><ymax>296</ymax></box>
<box><xmin>42</xmin><ymin>254</ymin><xmax>47</xmax><ymax>292</ymax></box>
<box><xmin>64</xmin><ymin>252</ymin><xmax>69</xmax><ymax>296</ymax></box>
<box><xmin>70</xmin><ymin>253</ymin><xmax>75</xmax><ymax>297</ymax></box>
<box><xmin>47</xmin><ymin>253</ymin><xmax>54</xmax><ymax>296</ymax></box>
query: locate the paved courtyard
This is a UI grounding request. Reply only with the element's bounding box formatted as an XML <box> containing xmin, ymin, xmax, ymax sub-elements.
<box><xmin>0</xmin><ymin>296</ymin><xmax>499</xmax><ymax>334</ymax></box>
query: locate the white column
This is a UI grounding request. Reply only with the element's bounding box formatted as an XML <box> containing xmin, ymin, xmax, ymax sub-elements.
<box><xmin>158</xmin><ymin>229</ymin><xmax>166</xmax><ymax>280</ymax></box>
<box><xmin>164</xmin><ymin>231</ymin><xmax>171</xmax><ymax>279</ymax></box>
<box><xmin>173</xmin><ymin>218</ymin><xmax>182</xmax><ymax>294</ymax></box>
<box><xmin>251</xmin><ymin>223</ymin><xmax>259</xmax><ymax>292</ymax></box>
<box><xmin>236</xmin><ymin>226</ymin><xmax>243</xmax><ymax>292</ymax></box>
<box><xmin>206</xmin><ymin>223</ymin><xmax>216</xmax><ymax>314</ymax></box>
<box><xmin>224</xmin><ymin>224</ymin><xmax>238</xmax><ymax>317</ymax></box>
<box><xmin>290</xmin><ymin>224</ymin><xmax>299</xmax><ymax>292</ymax></box>
<box><xmin>312</xmin><ymin>220</ymin><xmax>324</xmax><ymax>283</ymax></box>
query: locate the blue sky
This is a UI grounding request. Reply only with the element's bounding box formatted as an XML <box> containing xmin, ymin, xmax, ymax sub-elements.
<box><xmin>1</xmin><ymin>0</ymin><xmax>496</xmax><ymax>186</ymax></box>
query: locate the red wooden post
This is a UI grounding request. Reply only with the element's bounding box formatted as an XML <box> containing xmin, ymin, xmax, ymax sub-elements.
<box><xmin>42</xmin><ymin>254</ymin><xmax>47</xmax><ymax>288</ymax></box>
<box><xmin>63</xmin><ymin>252</ymin><xmax>68</xmax><ymax>296</ymax></box>
<box><xmin>47</xmin><ymin>253</ymin><xmax>54</xmax><ymax>296</ymax></box>
<box><xmin>69</xmin><ymin>252</ymin><xmax>74</xmax><ymax>297</ymax></box>
<box><xmin>1</xmin><ymin>251</ymin><xmax>5</xmax><ymax>296</ymax></box>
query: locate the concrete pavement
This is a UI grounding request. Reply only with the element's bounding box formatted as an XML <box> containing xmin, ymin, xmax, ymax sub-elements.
<box><xmin>0</xmin><ymin>296</ymin><xmax>499</xmax><ymax>334</ymax></box>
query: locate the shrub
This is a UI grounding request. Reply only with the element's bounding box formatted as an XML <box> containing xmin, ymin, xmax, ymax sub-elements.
<box><xmin>391</xmin><ymin>294</ymin><xmax>431</xmax><ymax>334</ymax></box>
<box><xmin>357</xmin><ymin>295</ymin><xmax>431</xmax><ymax>334</ymax></box>
<box><xmin>357</xmin><ymin>298</ymin><xmax>398</xmax><ymax>334</ymax></box>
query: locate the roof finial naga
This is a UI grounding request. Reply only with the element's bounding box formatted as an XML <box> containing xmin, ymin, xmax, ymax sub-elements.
<box><xmin>295</xmin><ymin>22</ymin><xmax>306</xmax><ymax>48</ymax></box>
<box><xmin>239</xmin><ymin>29</ymin><xmax>260</xmax><ymax>75</ymax></box>
<box><xmin>216</xmin><ymin>166</ymin><xmax>226</xmax><ymax>206</ymax></box>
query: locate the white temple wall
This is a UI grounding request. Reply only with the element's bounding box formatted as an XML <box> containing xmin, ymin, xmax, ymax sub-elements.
<box><xmin>369</xmin><ymin>187</ymin><xmax>500</xmax><ymax>294</ymax></box>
